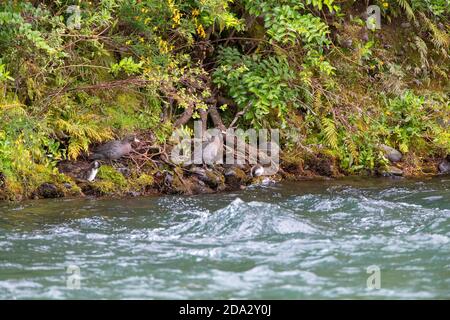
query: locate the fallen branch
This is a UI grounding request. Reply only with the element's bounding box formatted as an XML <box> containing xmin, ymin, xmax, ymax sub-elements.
<box><xmin>174</xmin><ymin>104</ymin><xmax>195</xmax><ymax>128</ymax></box>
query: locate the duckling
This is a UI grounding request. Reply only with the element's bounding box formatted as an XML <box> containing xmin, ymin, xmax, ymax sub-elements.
<box><xmin>57</xmin><ymin>160</ymin><xmax>101</xmax><ymax>182</ymax></box>
<box><xmin>250</xmin><ymin>164</ymin><xmax>265</xmax><ymax>177</ymax></box>
<box><xmin>89</xmin><ymin>135</ymin><xmax>140</xmax><ymax>161</ymax></box>
<box><xmin>85</xmin><ymin>161</ymin><xmax>101</xmax><ymax>182</ymax></box>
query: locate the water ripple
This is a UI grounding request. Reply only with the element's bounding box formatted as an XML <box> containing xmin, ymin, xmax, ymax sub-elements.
<box><xmin>0</xmin><ymin>177</ymin><xmax>449</xmax><ymax>299</ymax></box>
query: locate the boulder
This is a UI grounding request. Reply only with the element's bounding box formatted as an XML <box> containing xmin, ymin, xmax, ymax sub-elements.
<box><xmin>380</xmin><ymin>144</ymin><xmax>402</xmax><ymax>163</ymax></box>
<box><xmin>379</xmin><ymin>165</ymin><xmax>403</xmax><ymax>177</ymax></box>
<box><xmin>191</xmin><ymin>167</ymin><xmax>225</xmax><ymax>189</ymax></box>
<box><xmin>190</xmin><ymin>178</ymin><xmax>214</xmax><ymax>194</ymax></box>
<box><xmin>35</xmin><ymin>183</ymin><xmax>64</xmax><ymax>199</ymax></box>
<box><xmin>224</xmin><ymin>166</ymin><xmax>249</xmax><ymax>189</ymax></box>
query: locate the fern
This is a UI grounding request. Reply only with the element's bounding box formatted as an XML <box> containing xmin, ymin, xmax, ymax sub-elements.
<box><xmin>265</xmin><ymin>6</ymin><xmax>331</xmax><ymax>49</ymax></box>
<box><xmin>419</xmin><ymin>12</ymin><xmax>450</xmax><ymax>51</ymax></box>
<box><xmin>321</xmin><ymin>117</ymin><xmax>338</xmax><ymax>150</ymax></box>
<box><xmin>47</xmin><ymin>105</ymin><xmax>114</xmax><ymax>160</ymax></box>
<box><xmin>414</xmin><ymin>36</ymin><xmax>429</xmax><ymax>68</ymax></box>
<box><xmin>395</xmin><ymin>0</ymin><xmax>416</xmax><ymax>20</ymax></box>
<box><xmin>344</xmin><ymin>136</ymin><xmax>359</xmax><ymax>168</ymax></box>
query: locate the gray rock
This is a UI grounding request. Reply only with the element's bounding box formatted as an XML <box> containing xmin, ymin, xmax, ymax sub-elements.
<box><xmin>191</xmin><ymin>167</ymin><xmax>224</xmax><ymax>188</ymax></box>
<box><xmin>224</xmin><ymin>166</ymin><xmax>248</xmax><ymax>188</ymax></box>
<box><xmin>380</xmin><ymin>144</ymin><xmax>402</xmax><ymax>163</ymax></box>
<box><xmin>191</xmin><ymin>178</ymin><xmax>214</xmax><ymax>194</ymax></box>
<box><xmin>380</xmin><ymin>165</ymin><xmax>403</xmax><ymax>177</ymax></box>
<box><xmin>127</xmin><ymin>191</ymin><xmax>141</xmax><ymax>197</ymax></box>
<box><xmin>163</xmin><ymin>172</ymin><xmax>173</xmax><ymax>187</ymax></box>
<box><xmin>36</xmin><ymin>183</ymin><xmax>64</xmax><ymax>198</ymax></box>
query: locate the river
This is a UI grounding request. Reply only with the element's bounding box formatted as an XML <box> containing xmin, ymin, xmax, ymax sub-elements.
<box><xmin>0</xmin><ymin>177</ymin><xmax>449</xmax><ymax>299</ymax></box>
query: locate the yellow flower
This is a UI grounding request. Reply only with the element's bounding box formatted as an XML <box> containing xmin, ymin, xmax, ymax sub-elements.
<box><xmin>172</xmin><ymin>10</ymin><xmax>181</xmax><ymax>26</ymax></box>
<box><xmin>382</xmin><ymin>2</ymin><xmax>389</xmax><ymax>8</ymax></box>
<box><xmin>197</xmin><ymin>24</ymin><xmax>206</xmax><ymax>39</ymax></box>
<box><xmin>139</xmin><ymin>37</ymin><xmax>145</xmax><ymax>43</ymax></box>
<box><xmin>125</xmin><ymin>40</ymin><xmax>132</xmax><ymax>45</ymax></box>
<box><xmin>192</xmin><ymin>9</ymin><xmax>200</xmax><ymax>17</ymax></box>
<box><xmin>158</xmin><ymin>38</ymin><xmax>172</xmax><ymax>53</ymax></box>
<box><xmin>168</xmin><ymin>0</ymin><xmax>181</xmax><ymax>27</ymax></box>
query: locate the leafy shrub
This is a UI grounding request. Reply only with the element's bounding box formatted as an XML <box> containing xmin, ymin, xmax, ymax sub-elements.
<box><xmin>213</xmin><ymin>47</ymin><xmax>300</xmax><ymax>127</ymax></box>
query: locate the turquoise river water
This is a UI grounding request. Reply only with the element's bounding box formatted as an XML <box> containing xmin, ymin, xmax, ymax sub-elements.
<box><xmin>0</xmin><ymin>177</ymin><xmax>449</xmax><ymax>299</ymax></box>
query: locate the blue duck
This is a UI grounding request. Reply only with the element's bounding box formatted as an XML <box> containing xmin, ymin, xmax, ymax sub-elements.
<box><xmin>89</xmin><ymin>135</ymin><xmax>140</xmax><ymax>161</ymax></box>
<box><xmin>202</xmin><ymin>135</ymin><xmax>222</xmax><ymax>165</ymax></box>
<box><xmin>438</xmin><ymin>156</ymin><xmax>450</xmax><ymax>174</ymax></box>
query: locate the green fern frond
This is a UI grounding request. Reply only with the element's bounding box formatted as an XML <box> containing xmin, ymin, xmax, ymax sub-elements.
<box><xmin>321</xmin><ymin>116</ymin><xmax>338</xmax><ymax>150</ymax></box>
<box><xmin>395</xmin><ymin>0</ymin><xmax>415</xmax><ymax>21</ymax></box>
<box><xmin>345</xmin><ymin>136</ymin><xmax>358</xmax><ymax>163</ymax></box>
<box><xmin>420</xmin><ymin>13</ymin><xmax>450</xmax><ymax>50</ymax></box>
<box><xmin>48</xmin><ymin>106</ymin><xmax>114</xmax><ymax>159</ymax></box>
<box><xmin>414</xmin><ymin>36</ymin><xmax>428</xmax><ymax>67</ymax></box>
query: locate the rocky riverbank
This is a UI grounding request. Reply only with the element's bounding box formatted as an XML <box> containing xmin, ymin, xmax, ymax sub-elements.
<box><xmin>4</xmin><ymin>143</ymin><xmax>447</xmax><ymax>201</ymax></box>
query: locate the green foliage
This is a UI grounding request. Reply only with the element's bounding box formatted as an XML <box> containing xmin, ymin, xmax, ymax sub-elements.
<box><xmin>110</xmin><ymin>57</ymin><xmax>143</xmax><ymax>77</ymax></box>
<box><xmin>306</xmin><ymin>0</ymin><xmax>339</xmax><ymax>12</ymax></box>
<box><xmin>0</xmin><ymin>63</ymin><xmax>14</xmax><ymax>83</ymax></box>
<box><xmin>0</xmin><ymin>8</ymin><xmax>57</xmax><ymax>54</ymax></box>
<box><xmin>265</xmin><ymin>6</ymin><xmax>330</xmax><ymax>49</ymax></box>
<box><xmin>377</xmin><ymin>91</ymin><xmax>450</xmax><ymax>154</ymax></box>
<box><xmin>321</xmin><ymin>117</ymin><xmax>338</xmax><ymax>150</ymax></box>
<box><xmin>47</xmin><ymin>103</ymin><xmax>114</xmax><ymax>160</ymax></box>
<box><xmin>131</xmin><ymin>173</ymin><xmax>155</xmax><ymax>192</ymax></box>
<box><xmin>213</xmin><ymin>47</ymin><xmax>299</xmax><ymax>127</ymax></box>
<box><xmin>94</xmin><ymin>165</ymin><xmax>129</xmax><ymax>194</ymax></box>
<box><xmin>0</xmin><ymin>100</ymin><xmax>68</xmax><ymax>199</ymax></box>
<box><xmin>0</xmin><ymin>0</ymin><xmax>449</xmax><ymax>199</ymax></box>
<box><xmin>320</xmin><ymin>92</ymin><xmax>450</xmax><ymax>173</ymax></box>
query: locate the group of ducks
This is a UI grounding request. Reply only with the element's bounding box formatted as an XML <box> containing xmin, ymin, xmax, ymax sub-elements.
<box><xmin>81</xmin><ymin>133</ymin><xmax>270</xmax><ymax>183</ymax></box>
<box><xmin>73</xmin><ymin>134</ymin><xmax>450</xmax><ymax>186</ymax></box>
